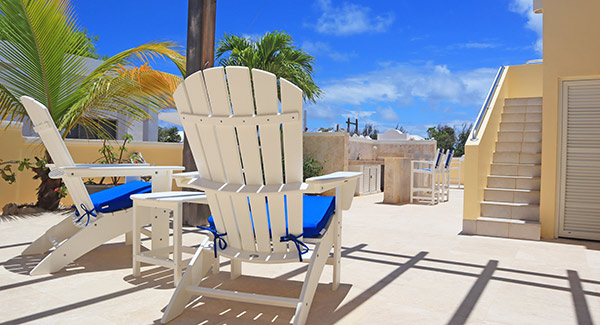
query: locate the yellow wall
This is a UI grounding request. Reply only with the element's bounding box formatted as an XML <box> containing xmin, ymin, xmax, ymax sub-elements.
<box><xmin>539</xmin><ymin>0</ymin><xmax>600</xmax><ymax>238</ymax></box>
<box><xmin>0</xmin><ymin>124</ymin><xmax>183</xmax><ymax>209</ymax></box>
<box><xmin>464</xmin><ymin>64</ymin><xmax>543</xmax><ymax>220</ymax></box>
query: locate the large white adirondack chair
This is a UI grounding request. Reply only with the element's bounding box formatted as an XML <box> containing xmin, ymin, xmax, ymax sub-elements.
<box><xmin>161</xmin><ymin>67</ymin><xmax>361</xmax><ymax>325</ymax></box>
<box><xmin>20</xmin><ymin>97</ymin><xmax>183</xmax><ymax>275</ymax></box>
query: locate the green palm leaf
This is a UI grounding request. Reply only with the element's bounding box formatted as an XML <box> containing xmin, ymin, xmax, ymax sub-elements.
<box><xmin>216</xmin><ymin>31</ymin><xmax>322</xmax><ymax>103</ymax></box>
<box><xmin>0</xmin><ymin>0</ymin><xmax>185</xmax><ymax>139</ymax></box>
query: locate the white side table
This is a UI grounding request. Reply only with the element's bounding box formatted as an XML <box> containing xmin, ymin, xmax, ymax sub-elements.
<box><xmin>131</xmin><ymin>191</ymin><xmax>208</xmax><ymax>283</ymax></box>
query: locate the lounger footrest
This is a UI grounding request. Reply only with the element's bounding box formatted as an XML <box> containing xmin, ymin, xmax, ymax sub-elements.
<box><xmin>185</xmin><ymin>286</ymin><xmax>300</xmax><ymax>308</ymax></box>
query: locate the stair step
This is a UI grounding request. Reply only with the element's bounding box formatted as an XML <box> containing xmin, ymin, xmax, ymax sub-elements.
<box><xmin>504</xmin><ymin>97</ymin><xmax>543</xmax><ymax>106</ymax></box>
<box><xmin>503</xmin><ymin>105</ymin><xmax>543</xmax><ymax>113</ymax></box>
<box><xmin>497</xmin><ymin>131</ymin><xmax>542</xmax><ymax>143</ymax></box>
<box><xmin>484</xmin><ymin>188</ymin><xmax>540</xmax><ymax>204</ymax></box>
<box><xmin>491</xmin><ymin>163</ymin><xmax>540</xmax><ymax>177</ymax></box>
<box><xmin>487</xmin><ymin>175</ymin><xmax>540</xmax><ymax>190</ymax></box>
<box><xmin>495</xmin><ymin>142</ymin><xmax>541</xmax><ymax>153</ymax></box>
<box><xmin>476</xmin><ymin>217</ymin><xmax>541</xmax><ymax>240</ymax></box>
<box><xmin>500</xmin><ymin>122</ymin><xmax>542</xmax><ymax>132</ymax></box>
<box><xmin>481</xmin><ymin>201</ymin><xmax>540</xmax><ymax>221</ymax></box>
<box><xmin>493</xmin><ymin>152</ymin><xmax>541</xmax><ymax>164</ymax></box>
<box><xmin>501</xmin><ymin>112</ymin><xmax>542</xmax><ymax>123</ymax></box>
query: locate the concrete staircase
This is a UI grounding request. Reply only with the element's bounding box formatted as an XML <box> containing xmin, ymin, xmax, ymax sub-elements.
<box><xmin>476</xmin><ymin>97</ymin><xmax>542</xmax><ymax>240</ymax></box>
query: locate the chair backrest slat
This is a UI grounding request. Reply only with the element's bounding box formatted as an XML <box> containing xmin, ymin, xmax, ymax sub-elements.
<box><xmin>226</xmin><ymin>67</ymin><xmax>263</xmax><ymax>185</ymax></box>
<box><xmin>252</xmin><ymin>69</ymin><xmax>284</xmax><ymax>185</ymax></box>
<box><xmin>280</xmin><ymin>79</ymin><xmax>304</xmax><ymax>236</ymax></box>
<box><xmin>20</xmin><ymin>97</ymin><xmax>94</xmax><ymax>215</ymax></box>
<box><xmin>444</xmin><ymin>149</ymin><xmax>454</xmax><ymax>169</ymax></box>
<box><xmin>174</xmin><ymin>67</ymin><xmax>305</xmax><ymax>255</ymax></box>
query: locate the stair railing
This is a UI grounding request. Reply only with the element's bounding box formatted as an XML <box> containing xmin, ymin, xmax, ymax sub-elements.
<box><xmin>470</xmin><ymin>66</ymin><xmax>505</xmax><ymax>140</ymax></box>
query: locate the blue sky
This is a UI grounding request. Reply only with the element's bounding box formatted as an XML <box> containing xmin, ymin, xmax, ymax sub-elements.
<box><xmin>73</xmin><ymin>0</ymin><xmax>542</xmax><ymax>136</ymax></box>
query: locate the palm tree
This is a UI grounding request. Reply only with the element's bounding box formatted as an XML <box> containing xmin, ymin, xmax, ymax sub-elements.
<box><xmin>0</xmin><ymin>0</ymin><xmax>185</xmax><ymax>209</ymax></box>
<box><xmin>215</xmin><ymin>31</ymin><xmax>322</xmax><ymax>103</ymax></box>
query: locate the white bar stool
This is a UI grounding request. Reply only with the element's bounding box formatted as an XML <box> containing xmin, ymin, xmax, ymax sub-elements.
<box><xmin>131</xmin><ymin>191</ymin><xmax>208</xmax><ymax>284</ymax></box>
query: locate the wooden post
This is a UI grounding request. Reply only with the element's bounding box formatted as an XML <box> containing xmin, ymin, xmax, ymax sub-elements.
<box><xmin>182</xmin><ymin>0</ymin><xmax>216</xmax><ymax>226</ymax></box>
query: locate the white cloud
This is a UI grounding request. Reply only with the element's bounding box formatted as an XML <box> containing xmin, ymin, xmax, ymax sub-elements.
<box><xmin>301</xmin><ymin>41</ymin><xmax>356</xmax><ymax>62</ymax></box>
<box><xmin>312</xmin><ymin>0</ymin><xmax>394</xmax><ymax>36</ymax></box>
<box><xmin>464</xmin><ymin>42</ymin><xmax>497</xmax><ymax>49</ymax></box>
<box><xmin>318</xmin><ymin>62</ymin><xmax>497</xmax><ymax>107</ymax></box>
<box><xmin>377</xmin><ymin>106</ymin><xmax>399</xmax><ymax>121</ymax></box>
<box><xmin>510</xmin><ymin>0</ymin><xmax>543</xmax><ymax>55</ymax></box>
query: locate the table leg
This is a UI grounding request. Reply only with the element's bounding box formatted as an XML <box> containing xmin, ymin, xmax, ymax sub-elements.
<box><xmin>132</xmin><ymin>204</ymin><xmax>141</xmax><ymax>277</ymax></box>
<box><xmin>173</xmin><ymin>203</ymin><xmax>182</xmax><ymax>284</ymax></box>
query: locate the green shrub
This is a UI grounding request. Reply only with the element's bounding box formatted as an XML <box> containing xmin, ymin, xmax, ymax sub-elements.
<box><xmin>303</xmin><ymin>156</ymin><xmax>325</xmax><ymax>180</ymax></box>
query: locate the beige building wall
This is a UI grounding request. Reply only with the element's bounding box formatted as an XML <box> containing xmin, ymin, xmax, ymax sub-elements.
<box><xmin>0</xmin><ymin>124</ymin><xmax>183</xmax><ymax>209</ymax></box>
<box><xmin>539</xmin><ymin>0</ymin><xmax>600</xmax><ymax>238</ymax></box>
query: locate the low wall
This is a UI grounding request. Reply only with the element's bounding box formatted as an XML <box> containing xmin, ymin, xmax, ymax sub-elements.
<box><xmin>304</xmin><ymin>132</ymin><xmax>437</xmax><ymax>173</ymax></box>
<box><xmin>0</xmin><ymin>124</ymin><xmax>183</xmax><ymax>209</ymax></box>
<box><xmin>303</xmin><ymin>132</ymin><xmax>349</xmax><ymax>175</ymax></box>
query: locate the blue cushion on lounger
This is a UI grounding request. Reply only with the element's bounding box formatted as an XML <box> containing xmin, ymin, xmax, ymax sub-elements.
<box><xmin>89</xmin><ymin>181</ymin><xmax>152</xmax><ymax>213</ymax></box>
<box><xmin>208</xmin><ymin>195</ymin><xmax>336</xmax><ymax>239</ymax></box>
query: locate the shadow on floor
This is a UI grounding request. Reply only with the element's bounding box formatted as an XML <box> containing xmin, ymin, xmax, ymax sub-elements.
<box><xmin>1</xmin><ymin>242</ymin><xmax>134</xmax><ymax>291</ymax></box>
<box><xmin>2</xmin><ymin>241</ymin><xmax>598</xmax><ymax>324</ymax></box>
<box><xmin>157</xmin><ymin>272</ymin><xmax>352</xmax><ymax>325</ymax></box>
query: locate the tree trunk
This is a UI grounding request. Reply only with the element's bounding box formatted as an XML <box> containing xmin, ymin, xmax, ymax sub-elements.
<box><xmin>33</xmin><ymin>151</ymin><xmax>62</xmax><ymax>210</ymax></box>
<box><xmin>182</xmin><ymin>0</ymin><xmax>216</xmax><ymax>226</ymax></box>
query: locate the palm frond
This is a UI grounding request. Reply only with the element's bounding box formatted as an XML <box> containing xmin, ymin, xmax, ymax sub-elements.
<box><xmin>60</xmin><ymin>65</ymin><xmax>182</xmax><ymax>139</ymax></box>
<box><xmin>215</xmin><ymin>31</ymin><xmax>322</xmax><ymax>103</ymax></box>
<box><xmin>0</xmin><ymin>0</ymin><xmax>89</xmax><ymax>123</ymax></box>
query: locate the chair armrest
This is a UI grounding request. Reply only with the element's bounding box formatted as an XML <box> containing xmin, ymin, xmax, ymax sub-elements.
<box><xmin>48</xmin><ymin>164</ymin><xmax>185</xmax><ymax>179</ymax></box>
<box><xmin>305</xmin><ymin>171</ymin><xmax>362</xmax><ymax>193</ymax></box>
<box><xmin>305</xmin><ymin>172</ymin><xmax>361</xmax><ymax>211</ymax></box>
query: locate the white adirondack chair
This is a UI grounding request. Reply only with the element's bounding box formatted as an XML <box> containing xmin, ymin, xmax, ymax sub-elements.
<box><xmin>161</xmin><ymin>67</ymin><xmax>361</xmax><ymax>325</ymax></box>
<box><xmin>410</xmin><ymin>148</ymin><xmax>444</xmax><ymax>204</ymax></box>
<box><xmin>19</xmin><ymin>96</ymin><xmax>184</xmax><ymax>275</ymax></box>
<box><xmin>439</xmin><ymin>149</ymin><xmax>454</xmax><ymax>202</ymax></box>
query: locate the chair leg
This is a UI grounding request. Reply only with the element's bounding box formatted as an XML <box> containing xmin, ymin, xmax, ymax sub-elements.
<box><xmin>410</xmin><ymin>165</ymin><xmax>414</xmax><ymax>203</ymax></box>
<box><xmin>22</xmin><ymin>215</ymin><xmax>79</xmax><ymax>256</ymax></box>
<box><xmin>162</xmin><ymin>240</ymin><xmax>212</xmax><ymax>324</ymax></box>
<box><xmin>212</xmin><ymin>256</ymin><xmax>220</xmax><ymax>275</ymax></box>
<box><xmin>29</xmin><ymin>211</ymin><xmax>131</xmax><ymax>275</ymax></box>
<box><xmin>230</xmin><ymin>259</ymin><xmax>242</xmax><ymax>279</ymax></box>
<box><xmin>293</xmin><ymin>231</ymin><xmax>333</xmax><ymax>325</ymax></box>
<box><xmin>333</xmin><ymin>188</ymin><xmax>343</xmax><ymax>290</ymax></box>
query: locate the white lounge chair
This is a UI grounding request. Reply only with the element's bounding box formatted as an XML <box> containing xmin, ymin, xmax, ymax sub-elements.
<box><xmin>161</xmin><ymin>66</ymin><xmax>361</xmax><ymax>325</ymax></box>
<box><xmin>19</xmin><ymin>96</ymin><xmax>184</xmax><ymax>275</ymax></box>
<box><xmin>410</xmin><ymin>148</ymin><xmax>444</xmax><ymax>204</ymax></box>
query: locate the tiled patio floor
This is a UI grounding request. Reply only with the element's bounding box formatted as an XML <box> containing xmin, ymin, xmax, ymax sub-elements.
<box><xmin>0</xmin><ymin>189</ymin><xmax>599</xmax><ymax>324</ymax></box>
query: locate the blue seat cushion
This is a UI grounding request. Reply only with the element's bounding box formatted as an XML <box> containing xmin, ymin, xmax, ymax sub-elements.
<box><xmin>208</xmin><ymin>195</ymin><xmax>336</xmax><ymax>239</ymax></box>
<box><xmin>88</xmin><ymin>181</ymin><xmax>152</xmax><ymax>214</ymax></box>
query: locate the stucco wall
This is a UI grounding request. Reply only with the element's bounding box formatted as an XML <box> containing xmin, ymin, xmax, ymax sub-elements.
<box><xmin>303</xmin><ymin>132</ymin><xmax>349</xmax><ymax>175</ymax></box>
<box><xmin>539</xmin><ymin>0</ymin><xmax>600</xmax><ymax>238</ymax></box>
<box><xmin>304</xmin><ymin>132</ymin><xmax>436</xmax><ymax>176</ymax></box>
<box><xmin>348</xmin><ymin>137</ymin><xmax>436</xmax><ymax>161</ymax></box>
<box><xmin>0</xmin><ymin>124</ymin><xmax>183</xmax><ymax>209</ymax></box>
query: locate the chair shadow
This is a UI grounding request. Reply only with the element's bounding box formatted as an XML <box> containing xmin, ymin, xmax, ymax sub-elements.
<box><xmin>153</xmin><ymin>272</ymin><xmax>351</xmax><ymax>325</ymax></box>
<box><xmin>2</xmin><ymin>242</ymin><xmax>134</xmax><ymax>291</ymax></box>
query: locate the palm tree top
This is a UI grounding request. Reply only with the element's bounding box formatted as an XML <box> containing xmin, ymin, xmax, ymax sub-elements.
<box><xmin>216</xmin><ymin>31</ymin><xmax>322</xmax><ymax>103</ymax></box>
